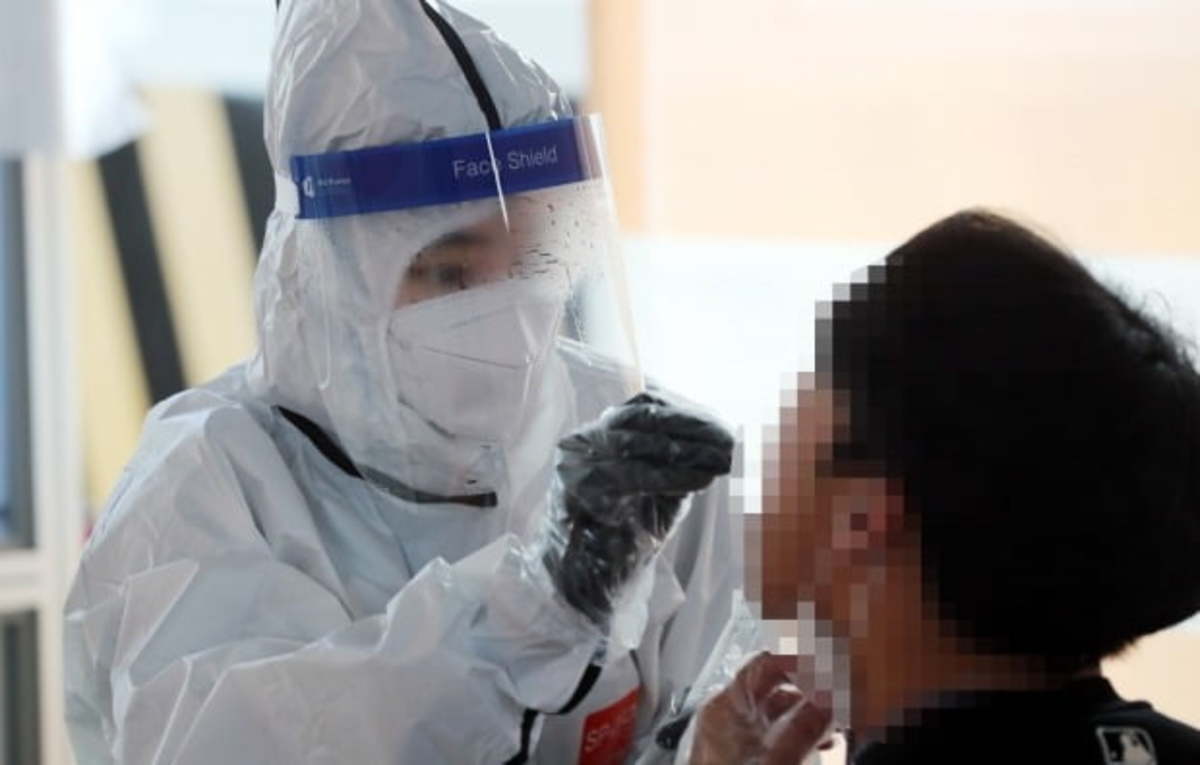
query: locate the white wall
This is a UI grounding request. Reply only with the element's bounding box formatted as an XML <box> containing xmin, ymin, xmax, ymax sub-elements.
<box><xmin>626</xmin><ymin>236</ymin><xmax>1200</xmax><ymax>527</ymax></box>
<box><xmin>116</xmin><ymin>0</ymin><xmax>588</xmax><ymax>97</ymax></box>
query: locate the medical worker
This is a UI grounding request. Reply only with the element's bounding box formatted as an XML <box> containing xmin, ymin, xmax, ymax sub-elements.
<box><xmin>63</xmin><ymin>1</ymin><xmax>742</xmax><ymax>763</ymax></box>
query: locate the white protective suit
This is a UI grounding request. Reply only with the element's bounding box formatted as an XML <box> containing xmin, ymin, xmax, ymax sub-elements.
<box><xmin>64</xmin><ymin>1</ymin><xmax>742</xmax><ymax>763</ymax></box>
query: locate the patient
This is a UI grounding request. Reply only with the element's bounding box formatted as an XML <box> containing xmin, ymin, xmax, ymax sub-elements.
<box><xmin>687</xmin><ymin>210</ymin><xmax>1200</xmax><ymax>763</ymax></box>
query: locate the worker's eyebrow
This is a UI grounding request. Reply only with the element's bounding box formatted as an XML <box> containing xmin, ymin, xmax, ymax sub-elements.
<box><xmin>424</xmin><ymin>229</ymin><xmax>490</xmax><ymax>252</ymax></box>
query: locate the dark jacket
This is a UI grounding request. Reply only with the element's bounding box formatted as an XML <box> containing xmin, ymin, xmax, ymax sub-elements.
<box><xmin>853</xmin><ymin>677</ymin><xmax>1200</xmax><ymax>764</ymax></box>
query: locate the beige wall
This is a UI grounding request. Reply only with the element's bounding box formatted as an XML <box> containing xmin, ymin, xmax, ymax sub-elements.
<box><xmin>593</xmin><ymin>0</ymin><xmax>1200</xmax><ymax>730</ymax></box>
<box><xmin>594</xmin><ymin>0</ymin><xmax>1200</xmax><ymax>254</ymax></box>
<box><xmin>589</xmin><ymin>0</ymin><xmax>649</xmax><ymax>231</ymax></box>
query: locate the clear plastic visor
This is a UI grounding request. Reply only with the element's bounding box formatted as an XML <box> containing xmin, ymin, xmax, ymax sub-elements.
<box><xmin>279</xmin><ymin>115</ymin><xmax>642</xmax><ymax>501</ymax></box>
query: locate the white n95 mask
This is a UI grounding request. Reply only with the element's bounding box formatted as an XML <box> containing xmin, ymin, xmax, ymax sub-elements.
<box><xmin>388</xmin><ymin>278</ymin><xmax>566</xmax><ymax>443</ymax></box>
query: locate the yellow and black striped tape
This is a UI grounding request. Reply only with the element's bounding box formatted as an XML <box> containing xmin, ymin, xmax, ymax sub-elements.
<box><xmin>75</xmin><ymin>89</ymin><xmax>273</xmax><ymax>516</ymax></box>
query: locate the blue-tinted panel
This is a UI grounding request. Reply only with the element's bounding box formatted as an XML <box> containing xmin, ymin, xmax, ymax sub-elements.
<box><xmin>0</xmin><ymin>160</ymin><xmax>26</xmax><ymax>548</ymax></box>
<box><xmin>0</xmin><ymin>610</ymin><xmax>40</xmax><ymax>764</ymax></box>
<box><xmin>0</xmin><ymin>164</ymin><xmax>12</xmax><ymax>544</ymax></box>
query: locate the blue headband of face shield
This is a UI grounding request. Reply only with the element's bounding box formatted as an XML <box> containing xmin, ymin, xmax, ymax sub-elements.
<box><xmin>287</xmin><ymin>116</ymin><xmax>605</xmax><ymax>220</ymax></box>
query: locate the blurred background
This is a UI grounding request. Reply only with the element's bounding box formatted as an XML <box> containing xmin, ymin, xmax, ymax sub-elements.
<box><xmin>1</xmin><ymin>0</ymin><xmax>1197</xmax><ymax>761</ymax></box>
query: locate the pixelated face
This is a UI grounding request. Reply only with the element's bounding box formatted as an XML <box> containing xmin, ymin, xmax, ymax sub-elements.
<box><xmin>757</xmin><ymin>383</ymin><xmax>835</xmax><ymax>619</ymax></box>
<box><xmin>757</xmin><ymin>381</ymin><xmax>901</xmax><ymax>633</ymax></box>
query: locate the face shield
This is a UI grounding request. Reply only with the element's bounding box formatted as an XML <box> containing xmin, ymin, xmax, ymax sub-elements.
<box><xmin>275</xmin><ymin>115</ymin><xmax>642</xmax><ymax>501</ymax></box>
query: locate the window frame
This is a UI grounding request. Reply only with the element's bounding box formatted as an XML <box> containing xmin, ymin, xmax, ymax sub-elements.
<box><xmin>0</xmin><ymin>154</ymin><xmax>81</xmax><ymax>765</ymax></box>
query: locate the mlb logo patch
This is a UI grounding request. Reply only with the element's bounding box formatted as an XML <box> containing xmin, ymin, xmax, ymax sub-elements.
<box><xmin>1095</xmin><ymin>726</ymin><xmax>1157</xmax><ymax>764</ymax></box>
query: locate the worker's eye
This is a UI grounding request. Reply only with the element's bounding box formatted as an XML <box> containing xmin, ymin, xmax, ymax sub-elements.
<box><xmin>431</xmin><ymin>263</ymin><xmax>468</xmax><ymax>290</ymax></box>
<box><xmin>395</xmin><ymin>215</ymin><xmax>519</xmax><ymax>306</ymax></box>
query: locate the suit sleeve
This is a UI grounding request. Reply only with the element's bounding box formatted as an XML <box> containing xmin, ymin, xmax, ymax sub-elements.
<box><xmin>64</xmin><ymin>411</ymin><xmax>600</xmax><ymax>765</ymax></box>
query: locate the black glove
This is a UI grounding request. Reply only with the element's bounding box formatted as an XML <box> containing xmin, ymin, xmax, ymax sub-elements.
<box><xmin>542</xmin><ymin>393</ymin><xmax>734</xmax><ymax>625</ymax></box>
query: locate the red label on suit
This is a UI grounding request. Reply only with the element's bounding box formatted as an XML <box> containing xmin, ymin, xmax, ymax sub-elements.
<box><xmin>578</xmin><ymin>687</ymin><xmax>640</xmax><ymax>765</ymax></box>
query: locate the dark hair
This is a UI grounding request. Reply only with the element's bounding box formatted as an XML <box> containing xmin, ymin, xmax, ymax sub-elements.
<box><xmin>820</xmin><ymin>209</ymin><xmax>1200</xmax><ymax>667</ymax></box>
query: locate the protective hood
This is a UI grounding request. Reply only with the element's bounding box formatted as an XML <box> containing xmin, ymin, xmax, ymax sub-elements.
<box><xmin>248</xmin><ymin>0</ymin><xmax>639</xmax><ymax>503</ymax></box>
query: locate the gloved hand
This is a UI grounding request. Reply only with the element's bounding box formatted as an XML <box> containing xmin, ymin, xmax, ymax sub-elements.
<box><xmin>684</xmin><ymin>652</ymin><xmax>833</xmax><ymax>765</ymax></box>
<box><xmin>541</xmin><ymin>393</ymin><xmax>734</xmax><ymax>625</ymax></box>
